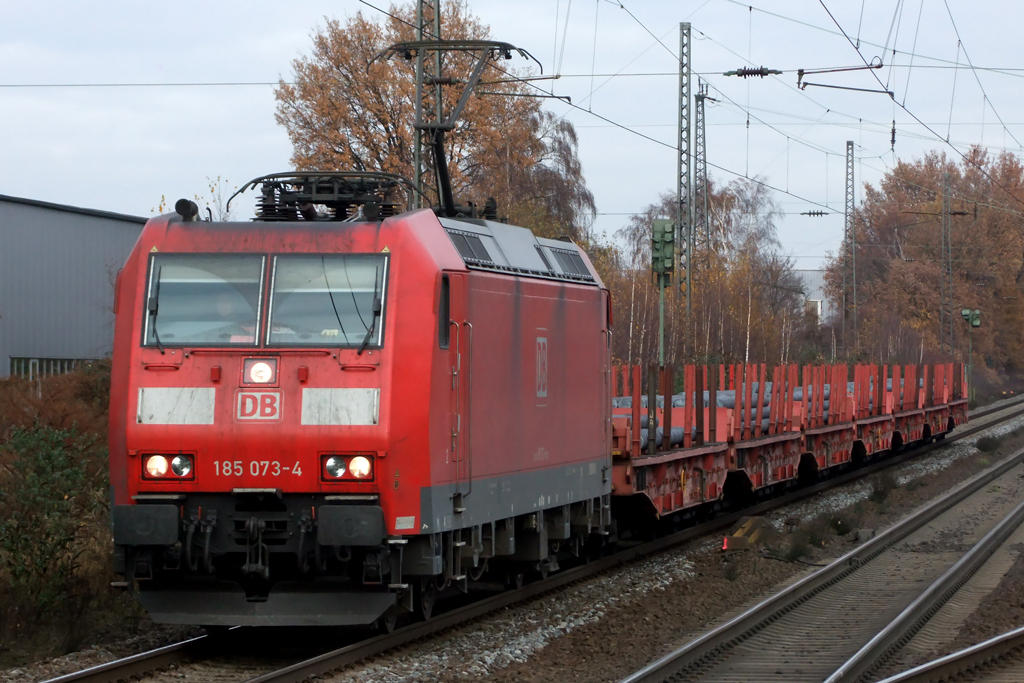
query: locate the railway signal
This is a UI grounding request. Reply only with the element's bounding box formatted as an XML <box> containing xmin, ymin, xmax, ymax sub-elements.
<box><xmin>651</xmin><ymin>218</ymin><xmax>675</xmax><ymax>275</ymax></box>
<box><xmin>652</xmin><ymin>218</ymin><xmax>674</xmax><ymax>366</ymax></box>
<box><xmin>961</xmin><ymin>308</ymin><xmax>981</xmax><ymax>403</ymax></box>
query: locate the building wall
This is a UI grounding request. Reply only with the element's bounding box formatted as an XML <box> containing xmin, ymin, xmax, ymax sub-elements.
<box><xmin>0</xmin><ymin>196</ymin><xmax>145</xmax><ymax>377</ymax></box>
<box><xmin>793</xmin><ymin>269</ymin><xmax>837</xmax><ymax>326</ymax></box>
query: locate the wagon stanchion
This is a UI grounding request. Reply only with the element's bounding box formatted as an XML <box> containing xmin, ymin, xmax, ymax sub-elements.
<box><xmin>695</xmin><ymin>365</ymin><xmax>705</xmax><ymax>447</ymax></box>
<box><xmin>647</xmin><ymin>363</ymin><xmax>658</xmax><ymax>455</ymax></box>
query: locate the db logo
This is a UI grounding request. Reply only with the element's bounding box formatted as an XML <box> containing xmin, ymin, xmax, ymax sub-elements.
<box><xmin>237</xmin><ymin>391</ymin><xmax>282</xmax><ymax>421</ymax></box>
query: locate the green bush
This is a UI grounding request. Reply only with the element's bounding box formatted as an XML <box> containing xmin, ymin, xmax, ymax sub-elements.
<box><xmin>0</xmin><ymin>424</ymin><xmax>109</xmax><ymax>639</ymax></box>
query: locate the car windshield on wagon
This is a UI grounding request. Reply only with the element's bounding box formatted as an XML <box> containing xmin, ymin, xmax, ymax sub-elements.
<box><xmin>266</xmin><ymin>254</ymin><xmax>387</xmax><ymax>347</ymax></box>
<box><xmin>143</xmin><ymin>254</ymin><xmax>265</xmax><ymax>347</ymax></box>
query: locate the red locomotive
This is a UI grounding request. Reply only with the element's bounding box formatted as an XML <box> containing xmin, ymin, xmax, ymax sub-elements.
<box><xmin>108</xmin><ymin>173</ymin><xmax>613</xmax><ymax>626</ymax></box>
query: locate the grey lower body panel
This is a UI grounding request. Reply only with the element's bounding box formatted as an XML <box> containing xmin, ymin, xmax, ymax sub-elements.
<box><xmin>420</xmin><ymin>456</ymin><xmax>610</xmax><ymax>533</ymax></box>
<box><xmin>137</xmin><ymin>581</ymin><xmax>395</xmax><ymax>626</ymax></box>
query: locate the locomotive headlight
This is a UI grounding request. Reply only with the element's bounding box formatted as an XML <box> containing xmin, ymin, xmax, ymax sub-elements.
<box><xmin>144</xmin><ymin>455</ymin><xmax>169</xmax><ymax>478</ymax></box>
<box><xmin>244</xmin><ymin>358</ymin><xmax>277</xmax><ymax>384</ymax></box>
<box><xmin>170</xmin><ymin>455</ymin><xmax>193</xmax><ymax>477</ymax></box>
<box><xmin>349</xmin><ymin>456</ymin><xmax>373</xmax><ymax>479</ymax></box>
<box><xmin>324</xmin><ymin>456</ymin><xmax>346</xmax><ymax>478</ymax></box>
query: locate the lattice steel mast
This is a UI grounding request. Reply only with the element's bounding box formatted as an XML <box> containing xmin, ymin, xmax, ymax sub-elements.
<box><xmin>842</xmin><ymin>140</ymin><xmax>857</xmax><ymax>354</ymax></box>
<box><xmin>413</xmin><ymin>0</ymin><xmax>443</xmax><ymax>208</ymax></box>
<box><xmin>693</xmin><ymin>80</ymin><xmax>713</xmax><ymax>267</ymax></box>
<box><xmin>676</xmin><ymin>22</ymin><xmax>692</xmax><ymax>337</ymax></box>
<box><xmin>941</xmin><ymin>171</ymin><xmax>954</xmax><ymax>357</ymax></box>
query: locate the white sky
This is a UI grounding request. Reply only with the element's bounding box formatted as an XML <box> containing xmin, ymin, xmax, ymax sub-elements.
<box><xmin>3</xmin><ymin>1</ymin><xmax>1022</xmax><ymax>268</ymax></box>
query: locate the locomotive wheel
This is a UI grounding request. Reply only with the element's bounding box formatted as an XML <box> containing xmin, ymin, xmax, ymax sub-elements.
<box><xmin>507</xmin><ymin>570</ymin><xmax>525</xmax><ymax>589</ymax></box>
<box><xmin>378</xmin><ymin>608</ymin><xmax>398</xmax><ymax>633</ymax></box>
<box><xmin>415</xmin><ymin>580</ymin><xmax>436</xmax><ymax>621</ymax></box>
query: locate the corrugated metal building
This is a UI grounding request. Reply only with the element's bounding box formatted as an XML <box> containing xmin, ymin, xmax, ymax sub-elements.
<box><xmin>0</xmin><ymin>195</ymin><xmax>145</xmax><ymax>378</ymax></box>
<box><xmin>794</xmin><ymin>269</ymin><xmax>837</xmax><ymax>326</ymax></box>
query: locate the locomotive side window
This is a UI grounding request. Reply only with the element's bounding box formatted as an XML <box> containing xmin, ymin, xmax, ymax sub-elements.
<box><xmin>143</xmin><ymin>255</ymin><xmax>265</xmax><ymax>347</ymax></box>
<box><xmin>268</xmin><ymin>255</ymin><xmax>387</xmax><ymax>347</ymax></box>
<box><xmin>439</xmin><ymin>274</ymin><xmax>450</xmax><ymax>349</ymax></box>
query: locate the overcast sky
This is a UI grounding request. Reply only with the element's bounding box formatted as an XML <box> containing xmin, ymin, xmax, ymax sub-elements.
<box><xmin>3</xmin><ymin>0</ymin><xmax>1021</xmax><ymax>268</ymax></box>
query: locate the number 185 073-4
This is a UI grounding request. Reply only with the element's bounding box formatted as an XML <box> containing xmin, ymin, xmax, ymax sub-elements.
<box><xmin>213</xmin><ymin>460</ymin><xmax>303</xmax><ymax>476</ymax></box>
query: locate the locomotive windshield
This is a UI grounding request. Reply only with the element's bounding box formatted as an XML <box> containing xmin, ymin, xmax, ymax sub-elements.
<box><xmin>143</xmin><ymin>255</ymin><xmax>265</xmax><ymax>347</ymax></box>
<box><xmin>267</xmin><ymin>254</ymin><xmax>387</xmax><ymax>347</ymax></box>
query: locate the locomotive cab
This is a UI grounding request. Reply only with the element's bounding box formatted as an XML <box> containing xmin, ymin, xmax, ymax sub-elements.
<box><xmin>108</xmin><ymin>173</ymin><xmax>613</xmax><ymax>626</ymax></box>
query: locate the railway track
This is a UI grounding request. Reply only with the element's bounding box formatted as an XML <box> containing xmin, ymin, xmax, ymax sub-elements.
<box><xmin>873</xmin><ymin>625</ymin><xmax>1024</xmax><ymax>682</ymax></box>
<box><xmin>617</xmin><ymin>420</ymin><xmax>1024</xmax><ymax>682</ymax></box>
<box><xmin>43</xmin><ymin>397</ymin><xmax>1024</xmax><ymax>683</ymax></box>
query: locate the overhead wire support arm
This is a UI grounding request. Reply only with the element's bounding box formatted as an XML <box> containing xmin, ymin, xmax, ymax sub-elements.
<box><xmin>475</xmin><ymin>91</ymin><xmax>571</xmax><ymax>102</ymax></box>
<box><xmin>796</xmin><ymin>58</ymin><xmax>883</xmax><ymax>88</ymax></box>
<box><xmin>800</xmin><ymin>82</ymin><xmax>894</xmax><ymax>96</ymax></box>
<box><xmin>373</xmin><ymin>39</ymin><xmax>540</xmax><ymax>217</ymax></box>
<box><xmin>374</xmin><ymin>40</ymin><xmax>540</xmax><ymax>131</ymax></box>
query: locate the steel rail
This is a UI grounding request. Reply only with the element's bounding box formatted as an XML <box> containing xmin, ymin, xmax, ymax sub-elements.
<box><xmin>827</xmin><ymin>496</ymin><xmax>1024</xmax><ymax>682</ymax></box>
<box><xmin>42</xmin><ymin>400</ymin><xmax>1024</xmax><ymax>683</ymax></box>
<box><xmin>41</xmin><ymin>634</ymin><xmax>211</xmax><ymax>683</ymax></box>
<box><xmin>971</xmin><ymin>395</ymin><xmax>1024</xmax><ymax>420</ymax></box>
<box><xmin>874</xmin><ymin>625</ymin><xmax>1024</xmax><ymax>683</ymax></box>
<box><xmin>617</xmin><ymin>441</ymin><xmax>1024</xmax><ymax>683</ymax></box>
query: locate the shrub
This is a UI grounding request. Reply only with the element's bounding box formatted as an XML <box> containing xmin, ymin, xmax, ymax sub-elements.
<box><xmin>827</xmin><ymin>512</ymin><xmax>855</xmax><ymax>535</ymax></box>
<box><xmin>785</xmin><ymin>534</ymin><xmax>810</xmax><ymax>561</ymax></box>
<box><xmin>0</xmin><ymin>426</ymin><xmax>108</xmax><ymax>619</ymax></box>
<box><xmin>976</xmin><ymin>436</ymin><xmax>1002</xmax><ymax>453</ymax></box>
<box><xmin>870</xmin><ymin>469</ymin><xmax>898</xmax><ymax>504</ymax></box>
<box><xmin>0</xmin><ymin>365</ymin><xmax>116</xmax><ymax>658</ymax></box>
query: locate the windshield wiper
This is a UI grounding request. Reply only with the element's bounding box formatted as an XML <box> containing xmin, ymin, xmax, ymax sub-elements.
<box><xmin>148</xmin><ymin>266</ymin><xmax>165</xmax><ymax>354</ymax></box>
<box><xmin>357</xmin><ymin>267</ymin><xmax>382</xmax><ymax>355</ymax></box>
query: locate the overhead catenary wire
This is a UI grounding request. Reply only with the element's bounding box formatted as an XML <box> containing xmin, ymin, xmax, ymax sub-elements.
<box><xmin>611</xmin><ymin>2</ymin><xmax>853</xmax><ymax>162</ymax></box>
<box><xmin>12</xmin><ymin>65</ymin><xmax>1024</xmax><ymax>90</ymax></box>
<box><xmin>355</xmin><ymin>0</ymin><xmax>839</xmax><ymax>215</ymax></box>
<box><xmin>817</xmin><ymin>0</ymin><xmax>1024</xmax><ymax>209</ymax></box>
<box><xmin>588</xmin><ymin>0</ymin><xmax>599</xmax><ymax>111</ymax></box>
<box><xmin>940</xmin><ymin>0</ymin><xmax>1024</xmax><ymax>150</ymax></box>
<box><xmin>902</xmin><ymin>0</ymin><xmax>925</xmax><ymax>106</ymax></box>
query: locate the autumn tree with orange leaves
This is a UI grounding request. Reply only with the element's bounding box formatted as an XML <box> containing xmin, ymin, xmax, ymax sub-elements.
<box><xmin>274</xmin><ymin>2</ymin><xmax>595</xmax><ymax>242</ymax></box>
<box><xmin>824</xmin><ymin>147</ymin><xmax>1024</xmax><ymax>389</ymax></box>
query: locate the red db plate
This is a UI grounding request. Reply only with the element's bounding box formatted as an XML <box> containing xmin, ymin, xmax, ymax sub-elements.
<box><xmin>236</xmin><ymin>390</ymin><xmax>283</xmax><ymax>421</ymax></box>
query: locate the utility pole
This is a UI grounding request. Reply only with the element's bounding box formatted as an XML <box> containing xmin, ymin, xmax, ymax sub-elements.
<box><xmin>676</xmin><ymin>22</ymin><xmax>692</xmax><ymax>347</ymax></box>
<box><xmin>693</xmin><ymin>80</ymin><xmax>714</xmax><ymax>267</ymax></box>
<box><xmin>941</xmin><ymin>172</ymin><xmax>954</xmax><ymax>358</ymax></box>
<box><xmin>413</xmin><ymin>0</ymin><xmax>442</xmax><ymax>207</ymax></box>
<box><xmin>843</xmin><ymin>140</ymin><xmax>856</xmax><ymax>354</ymax></box>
